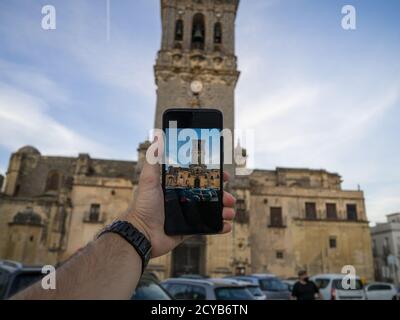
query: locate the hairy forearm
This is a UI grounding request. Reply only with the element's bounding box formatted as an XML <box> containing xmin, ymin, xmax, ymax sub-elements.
<box><xmin>11</xmin><ymin>233</ymin><xmax>142</xmax><ymax>300</ymax></box>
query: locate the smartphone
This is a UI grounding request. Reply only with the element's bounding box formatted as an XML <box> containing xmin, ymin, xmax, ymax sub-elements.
<box><xmin>162</xmin><ymin>108</ymin><xmax>224</xmax><ymax>236</ymax></box>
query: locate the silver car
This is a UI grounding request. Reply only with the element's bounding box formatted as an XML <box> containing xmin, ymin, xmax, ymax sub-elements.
<box><xmin>161</xmin><ymin>278</ymin><xmax>255</xmax><ymax>300</ymax></box>
<box><xmin>225</xmin><ymin>274</ymin><xmax>291</xmax><ymax>300</ymax></box>
<box><xmin>364</xmin><ymin>282</ymin><xmax>398</xmax><ymax>300</ymax></box>
<box><xmin>311</xmin><ymin>274</ymin><xmax>366</xmax><ymax>300</ymax></box>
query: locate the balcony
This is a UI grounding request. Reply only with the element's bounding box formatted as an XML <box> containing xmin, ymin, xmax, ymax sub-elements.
<box><xmin>82</xmin><ymin>211</ymin><xmax>105</xmax><ymax>224</ymax></box>
<box><xmin>268</xmin><ymin>215</ymin><xmax>287</xmax><ymax>229</ymax></box>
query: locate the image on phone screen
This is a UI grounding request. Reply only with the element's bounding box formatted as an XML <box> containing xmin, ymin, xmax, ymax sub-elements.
<box><xmin>163</xmin><ymin>110</ymin><xmax>223</xmax><ymax>235</ymax></box>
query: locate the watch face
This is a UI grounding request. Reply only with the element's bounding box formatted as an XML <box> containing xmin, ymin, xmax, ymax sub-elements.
<box><xmin>190</xmin><ymin>80</ymin><xmax>203</xmax><ymax>94</ymax></box>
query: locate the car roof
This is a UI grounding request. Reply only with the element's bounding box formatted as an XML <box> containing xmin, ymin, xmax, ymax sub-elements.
<box><xmin>365</xmin><ymin>282</ymin><xmax>394</xmax><ymax>287</ymax></box>
<box><xmin>211</xmin><ymin>278</ymin><xmax>255</xmax><ymax>287</ymax></box>
<box><xmin>249</xmin><ymin>273</ymin><xmax>278</xmax><ymax>279</ymax></box>
<box><xmin>162</xmin><ymin>278</ymin><xmax>248</xmax><ymax>288</ymax></box>
<box><xmin>0</xmin><ymin>260</ymin><xmax>43</xmax><ymax>273</ymax></box>
<box><xmin>311</xmin><ymin>274</ymin><xmax>361</xmax><ymax>280</ymax></box>
<box><xmin>283</xmin><ymin>280</ymin><xmax>296</xmax><ymax>284</ymax></box>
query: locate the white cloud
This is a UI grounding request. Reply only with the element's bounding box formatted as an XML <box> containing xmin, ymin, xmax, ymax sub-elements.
<box><xmin>0</xmin><ymin>83</ymin><xmax>110</xmax><ymax>157</ymax></box>
<box><xmin>0</xmin><ymin>59</ymin><xmax>69</xmax><ymax>105</ymax></box>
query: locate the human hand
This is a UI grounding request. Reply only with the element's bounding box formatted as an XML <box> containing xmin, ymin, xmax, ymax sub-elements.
<box><xmin>122</xmin><ymin>138</ymin><xmax>236</xmax><ymax>258</ymax></box>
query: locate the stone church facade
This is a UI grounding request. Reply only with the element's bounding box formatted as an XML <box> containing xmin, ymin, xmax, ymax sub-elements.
<box><xmin>0</xmin><ymin>0</ymin><xmax>374</xmax><ymax>281</ymax></box>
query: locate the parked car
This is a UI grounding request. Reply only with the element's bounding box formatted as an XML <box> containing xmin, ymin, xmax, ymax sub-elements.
<box><xmin>0</xmin><ymin>260</ymin><xmax>171</xmax><ymax>300</ymax></box>
<box><xmin>283</xmin><ymin>280</ymin><xmax>296</xmax><ymax>292</ymax></box>
<box><xmin>364</xmin><ymin>282</ymin><xmax>398</xmax><ymax>300</ymax></box>
<box><xmin>210</xmin><ymin>190</ymin><xmax>219</xmax><ymax>201</ymax></box>
<box><xmin>310</xmin><ymin>274</ymin><xmax>366</xmax><ymax>300</ymax></box>
<box><xmin>222</xmin><ymin>278</ymin><xmax>266</xmax><ymax>300</ymax></box>
<box><xmin>131</xmin><ymin>274</ymin><xmax>172</xmax><ymax>300</ymax></box>
<box><xmin>0</xmin><ymin>260</ymin><xmax>43</xmax><ymax>299</ymax></box>
<box><xmin>225</xmin><ymin>274</ymin><xmax>291</xmax><ymax>300</ymax></box>
<box><xmin>161</xmin><ymin>278</ymin><xmax>255</xmax><ymax>300</ymax></box>
<box><xmin>178</xmin><ymin>274</ymin><xmax>209</xmax><ymax>280</ymax></box>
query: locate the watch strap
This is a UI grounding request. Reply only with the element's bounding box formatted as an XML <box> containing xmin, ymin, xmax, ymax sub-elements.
<box><xmin>97</xmin><ymin>220</ymin><xmax>152</xmax><ymax>274</ymax></box>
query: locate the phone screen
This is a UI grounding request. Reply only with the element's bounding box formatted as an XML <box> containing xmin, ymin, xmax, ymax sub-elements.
<box><xmin>162</xmin><ymin>109</ymin><xmax>223</xmax><ymax>235</ymax></box>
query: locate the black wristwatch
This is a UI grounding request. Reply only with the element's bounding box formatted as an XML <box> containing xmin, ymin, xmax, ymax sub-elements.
<box><xmin>97</xmin><ymin>220</ymin><xmax>152</xmax><ymax>274</ymax></box>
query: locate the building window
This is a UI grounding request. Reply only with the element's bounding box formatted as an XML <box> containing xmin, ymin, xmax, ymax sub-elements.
<box><xmin>329</xmin><ymin>236</ymin><xmax>337</xmax><ymax>249</ymax></box>
<box><xmin>269</xmin><ymin>207</ymin><xmax>284</xmax><ymax>227</ymax></box>
<box><xmin>175</xmin><ymin>19</ymin><xmax>184</xmax><ymax>41</ymax></box>
<box><xmin>305</xmin><ymin>202</ymin><xmax>317</xmax><ymax>220</ymax></box>
<box><xmin>88</xmin><ymin>204</ymin><xmax>101</xmax><ymax>222</ymax></box>
<box><xmin>236</xmin><ymin>199</ymin><xmax>248</xmax><ymax>224</ymax></box>
<box><xmin>276</xmin><ymin>251</ymin><xmax>284</xmax><ymax>259</ymax></box>
<box><xmin>191</xmin><ymin>13</ymin><xmax>205</xmax><ymax>50</ymax></box>
<box><xmin>346</xmin><ymin>204</ymin><xmax>358</xmax><ymax>221</ymax></box>
<box><xmin>383</xmin><ymin>237</ymin><xmax>391</xmax><ymax>256</ymax></box>
<box><xmin>326</xmin><ymin>203</ymin><xmax>337</xmax><ymax>220</ymax></box>
<box><xmin>45</xmin><ymin>171</ymin><xmax>61</xmax><ymax>192</ymax></box>
<box><xmin>214</xmin><ymin>22</ymin><xmax>222</xmax><ymax>44</ymax></box>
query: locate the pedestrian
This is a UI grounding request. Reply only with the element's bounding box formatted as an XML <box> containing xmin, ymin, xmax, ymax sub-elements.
<box><xmin>291</xmin><ymin>270</ymin><xmax>322</xmax><ymax>300</ymax></box>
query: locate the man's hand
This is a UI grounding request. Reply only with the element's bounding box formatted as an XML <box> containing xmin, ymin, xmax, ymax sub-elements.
<box><xmin>122</xmin><ymin>138</ymin><xmax>236</xmax><ymax>258</ymax></box>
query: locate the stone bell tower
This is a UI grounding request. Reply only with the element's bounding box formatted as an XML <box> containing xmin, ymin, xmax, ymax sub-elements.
<box><xmin>154</xmin><ymin>0</ymin><xmax>240</xmax><ymax>135</ymax></box>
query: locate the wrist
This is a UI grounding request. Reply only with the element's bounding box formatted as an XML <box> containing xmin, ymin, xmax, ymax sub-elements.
<box><xmin>97</xmin><ymin>220</ymin><xmax>152</xmax><ymax>274</ymax></box>
<box><xmin>122</xmin><ymin>214</ymin><xmax>152</xmax><ymax>244</ymax></box>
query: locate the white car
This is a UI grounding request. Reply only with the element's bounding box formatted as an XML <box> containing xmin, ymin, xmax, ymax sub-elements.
<box><xmin>310</xmin><ymin>274</ymin><xmax>367</xmax><ymax>300</ymax></box>
<box><xmin>364</xmin><ymin>282</ymin><xmax>398</xmax><ymax>300</ymax></box>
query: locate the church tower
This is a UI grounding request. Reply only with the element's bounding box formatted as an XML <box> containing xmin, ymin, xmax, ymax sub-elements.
<box><xmin>154</xmin><ymin>0</ymin><xmax>240</xmax><ymax>136</ymax></box>
<box><xmin>148</xmin><ymin>0</ymin><xmax>247</xmax><ymax>279</ymax></box>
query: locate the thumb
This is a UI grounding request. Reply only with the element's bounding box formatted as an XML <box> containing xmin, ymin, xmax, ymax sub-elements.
<box><xmin>139</xmin><ymin>135</ymin><xmax>163</xmax><ymax>187</ymax></box>
<box><xmin>140</xmin><ymin>157</ymin><xmax>160</xmax><ymax>187</ymax></box>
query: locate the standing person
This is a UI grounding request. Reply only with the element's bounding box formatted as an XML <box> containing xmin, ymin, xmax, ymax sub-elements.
<box><xmin>291</xmin><ymin>270</ymin><xmax>322</xmax><ymax>300</ymax></box>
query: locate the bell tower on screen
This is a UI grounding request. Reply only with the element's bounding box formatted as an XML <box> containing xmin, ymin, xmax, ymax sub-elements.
<box><xmin>154</xmin><ymin>0</ymin><xmax>240</xmax><ymax>135</ymax></box>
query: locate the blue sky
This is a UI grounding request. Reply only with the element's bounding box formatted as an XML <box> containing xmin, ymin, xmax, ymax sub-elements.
<box><xmin>0</xmin><ymin>0</ymin><xmax>399</xmax><ymax>223</ymax></box>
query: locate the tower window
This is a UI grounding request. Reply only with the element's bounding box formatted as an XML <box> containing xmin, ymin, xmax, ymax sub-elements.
<box><xmin>214</xmin><ymin>22</ymin><xmax>222</xmax><ymax>44</ymax></box>
<box><xmin>191</xmin><ymin>13</ymin><xmax>205</xmax><ymax>50</ymax></box>
<box><xmin>175</xmin><ymin>19</ymin><xmax>184</xmax><ymax>41</ymax></box>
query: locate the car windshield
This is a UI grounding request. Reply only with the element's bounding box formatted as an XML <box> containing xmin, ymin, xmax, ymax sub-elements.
<box><xmin>215</xmin><ymin>287</ymin><xmax>254</xmax><ymax>300</ymax></box>
<box><xmin>333</xmin><ymin>279</ymin><xmax>363</xmax><ymax>290</ymax></box>
<box><xmin>9</xmin><ymin>272</ymin><xmax>43</xmax><ymax>297</ymax></box>
<box><xmin>260</xmin><ymin>278</ymin><xmax>287</xmax><ymax>292</ymax></box>
<box><xmin>246</xmin><ymin>286</ymin><xmax>264</xmax><ymax>297</ymax></box>
<box><xmin>132</xmin><ymin>279</ymin><xmax>171</xmax><ymax>300</ymax></box>
<box><xmin>314</xmin><ymin>278</ymin><xmax>330</xmax><ymax>289</ymax></box>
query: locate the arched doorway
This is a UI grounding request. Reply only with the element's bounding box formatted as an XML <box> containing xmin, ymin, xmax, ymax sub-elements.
<box><xmin>171</xmin><ymin>236</ymin><xmax>206</xmax><ymax>277</ymax></box>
